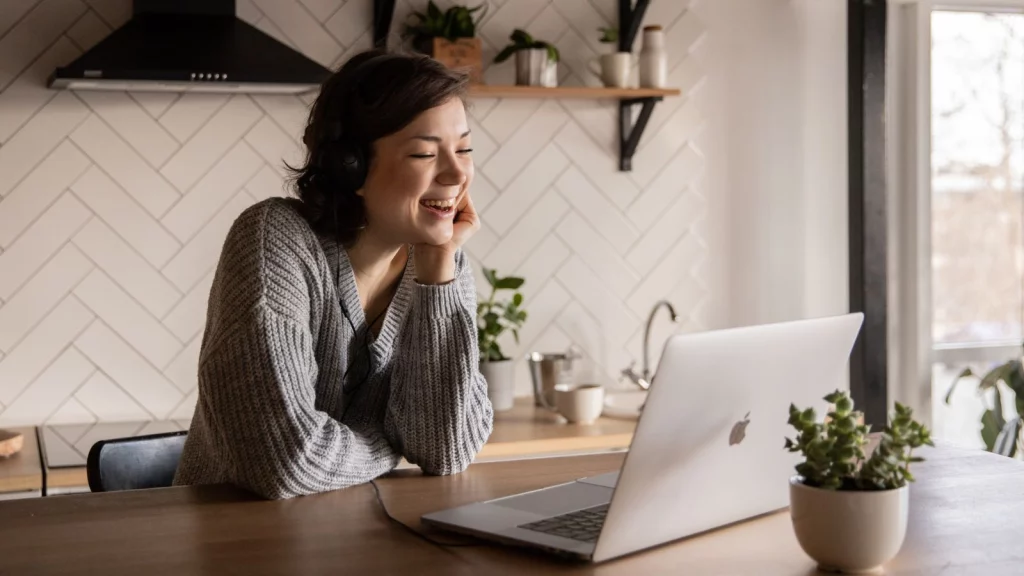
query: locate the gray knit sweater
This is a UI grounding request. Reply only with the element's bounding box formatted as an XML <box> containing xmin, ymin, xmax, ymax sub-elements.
<box><xmin>172</xmin><ymin>197</ymin><xmax>494</xmax><ymax>499</ymax></box>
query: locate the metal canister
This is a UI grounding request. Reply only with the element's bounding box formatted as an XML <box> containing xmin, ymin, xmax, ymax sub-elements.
<box><xmin>527</xmin><ymin>346</ymin><xmax>582</xmax><ymax>410</ymax></box>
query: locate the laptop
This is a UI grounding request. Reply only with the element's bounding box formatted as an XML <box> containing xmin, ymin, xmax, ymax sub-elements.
<box><xmin>421</xmin><ymin>313</ymin><xmax>864</xmax><ymax>563</ymax></box>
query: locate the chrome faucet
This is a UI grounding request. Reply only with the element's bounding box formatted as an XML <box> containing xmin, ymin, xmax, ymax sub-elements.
<box><xmin>621</xmin><ymin>300</ymin><xmax>679</xmax><ymax>390</ymax></box>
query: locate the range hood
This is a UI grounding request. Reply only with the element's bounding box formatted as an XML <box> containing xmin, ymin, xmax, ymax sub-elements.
<box><xmin>48</xmin><ymin>0</ymin><xmax>332</xmax><ymax>94</ymax></box>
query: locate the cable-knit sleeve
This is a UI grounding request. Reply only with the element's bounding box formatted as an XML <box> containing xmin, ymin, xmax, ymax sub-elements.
<box><xmin>174</xmin><ymin>200</ymin><xmax>401</xmax><ymax>499</ymax></box>
<box><xmin>384</xmin><ymin>250</ymin><xmax>494</xmax><ymax>475</ymax></box>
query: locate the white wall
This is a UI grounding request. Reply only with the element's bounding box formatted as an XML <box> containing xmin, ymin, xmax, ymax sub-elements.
<box><xmin>0</xmin><ymin>0</ymin><xmax>849</xmax><ymax>427</ymax></box>
<box><xmin>0</xmin><ymin>0</ymin><xmax>716</xmax><ymax>426</ymax></box>
<box><xmin>697</xmin><ymin>0</ymin><xmax>849</xmax><ymax>328</ymax></box>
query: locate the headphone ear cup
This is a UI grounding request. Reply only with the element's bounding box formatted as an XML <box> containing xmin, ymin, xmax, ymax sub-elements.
<box><xmin>340</xmin><ymin>144</ymin><xmax>367</xmax><ymax>190</ymax></box>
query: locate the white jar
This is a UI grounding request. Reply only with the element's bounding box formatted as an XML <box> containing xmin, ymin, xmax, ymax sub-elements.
<box><xmin>639</xmin><ymin>25</ymin><xmax>667</xmax><ymax>88</ymax></box>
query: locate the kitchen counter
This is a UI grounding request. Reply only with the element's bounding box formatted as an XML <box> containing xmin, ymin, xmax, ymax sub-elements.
<box><xmin>34</xmin><ymin>396</ymin><xmax>637</xmax><ymax>494</ymax></box>
<box><xmin>0</xmin><ymin>427</ymin><xmax>42</xmax><ymax>500</ymax></box>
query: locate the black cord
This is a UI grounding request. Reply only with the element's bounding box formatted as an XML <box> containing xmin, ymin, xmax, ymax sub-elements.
<box><xmin>369</xmin><ymin>479</ymin><xmax>483</xmax><ymax>548</ymax></box>
<box><xmin>338</xmin><ymin>251</ymin><xmax>481</xmax><ymax>549</ymax></box>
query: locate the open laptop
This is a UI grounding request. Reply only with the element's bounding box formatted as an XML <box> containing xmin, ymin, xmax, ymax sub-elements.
<box><xmin>421</xmin><ymin>313</ymin><xmax>864</xmax><ymax>563</ymax></box>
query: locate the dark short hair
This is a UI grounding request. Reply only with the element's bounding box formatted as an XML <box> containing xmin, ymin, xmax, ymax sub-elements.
<box><xmin>288</xmin><ymin>49</ymin><xmax>469</xmax><ymax>245</ymax></box>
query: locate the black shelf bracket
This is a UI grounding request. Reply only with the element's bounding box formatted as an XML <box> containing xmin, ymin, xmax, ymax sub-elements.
<box><xmin>619</xmin><ymin>97</ymin><xmax>661</xmax><ymax>171</ymax></box>
<box><xmin>619</xmin><ymin>0</ymin><xmax>651</xmax><ymax>52</ymax></box>
<box><xmin>373</xmin><ymin>0</ymin><xmax>397</xmax><ymax>49</ymax></box>
<box><xmin>617</xmin><ymin>0</ymin><xmax>655</xmax><ymax>171</ymax></box>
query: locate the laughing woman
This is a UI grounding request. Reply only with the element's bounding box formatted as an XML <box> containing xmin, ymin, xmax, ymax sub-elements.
<box><xmin>173</xmin><ymin>50</ymin><xmax>494</xmax><ymax>499</ymax></box>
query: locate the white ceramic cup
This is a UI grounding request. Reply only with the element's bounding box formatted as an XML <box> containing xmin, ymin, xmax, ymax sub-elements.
<box><xmin>589</xmin><ymin>52</ymin><xmax>637</xmax><ymax>88</ymax></box>
<box><xmin>554</xmin><ymin>383</ymin><xmax>605</xmax><ymax>424</ymax></box>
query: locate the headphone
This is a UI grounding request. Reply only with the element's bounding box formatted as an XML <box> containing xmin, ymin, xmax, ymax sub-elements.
<box><xmin>321</xmin><ymin>50</ymin><xmax>411</xmax><ymax>193</ymax></box>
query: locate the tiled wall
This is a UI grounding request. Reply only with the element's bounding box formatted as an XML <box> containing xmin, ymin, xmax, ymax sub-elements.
<box><xmin>0</xmin><ymin>0</ymin><xmax>708</xmax><ymax>426</ymax></box>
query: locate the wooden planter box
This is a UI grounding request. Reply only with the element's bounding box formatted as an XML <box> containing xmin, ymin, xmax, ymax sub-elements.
<box><xmin>432</xmin><ymin>37</ymin><xmax>483</xmax><ymax>84</ymax></box>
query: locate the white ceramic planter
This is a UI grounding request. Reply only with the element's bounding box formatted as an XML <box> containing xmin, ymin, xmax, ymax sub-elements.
<box><xmin>480</xmin><ymin>359</ymin><xmax>515</xmax><ymax>411</ymax></box>
<box><xmin>789</xmin><ymin>476</ymin><xmax>909</xmax><ymax>574</ymax></box>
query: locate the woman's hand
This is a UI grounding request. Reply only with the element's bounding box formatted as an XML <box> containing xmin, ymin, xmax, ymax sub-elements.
<box><xmin>414</xmin><ymin>191</ymin><xmax>479</xmax><ymax>284</ymax></box>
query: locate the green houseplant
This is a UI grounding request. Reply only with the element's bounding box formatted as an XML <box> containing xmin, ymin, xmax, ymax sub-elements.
<box><xmin>494</xmin><ymin>29</ymin><xmax>559</xmax><ymax>87</ymax></box>
<box><xmin>785</xmin><ymin>390</ymin><xmax>933</xmax><ymax>573</ymax></box>
<box><xmin>405</xmin><ymin>1</ymin><xmax>487</xmax><ymax>52</ymax></box>
<box><xmin>404</xmin><ymin>1</ymin><xmax>487</xmax><ymax>82</ymax></box>
<box><xmin>944</xmin><ymin>347</ymin><xmax>1024</xmax><ymax>457</ymax></box>
<box><xmin>477</xmin><ymin>268</ymin><xmax>527</xmax><ymax>411</ymax></box>
<box><xmin>598</xmin><ymin>26</ymin><xmax>618</xmax><ymax>49</ymax></box>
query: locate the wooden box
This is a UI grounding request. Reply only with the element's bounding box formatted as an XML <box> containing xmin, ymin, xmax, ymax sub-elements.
<box><xmin>433</xmin><ymin>37</ymin><xmax>483</xmax><ymax>84</ymax></box>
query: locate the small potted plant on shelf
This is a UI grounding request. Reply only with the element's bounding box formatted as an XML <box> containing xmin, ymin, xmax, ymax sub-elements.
<box><xmin>494</xmin><ymin>29</ymin><xmax>559</xmax><ymax>88</ymax></box>
<box><xmin>404</xmin><ymin>1</ymin><xmax>487</xmax><ymax>83</ymax></box>
<box><xmin>944</xmin><ymin>345</ymin><xmax>1024</xmax><ymax>457</ymax></box>
<box><xmin>477</xmin><ymin>268</ymin><xmax>528</xmax><ymax>412</ymax></box>
<box><xmin>590</xmin><ymin>25</ymin><xmax>634</xmax><ymax>88</ymax></box>
<box><xmin>785</xmin><ymin>390</ymin><xmax>933</xmax><ymax>574</ymax></box>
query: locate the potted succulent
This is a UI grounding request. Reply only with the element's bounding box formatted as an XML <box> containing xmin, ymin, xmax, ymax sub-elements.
<box><xmin>477</xmin><ymin>268</ymin><xmax>528</xmax><ymax>411</ymax></box>
<box><xmin>404</xmin><ymin>1</ymin><xmax>487</xmax><ymax>83</ymax></box>
<box><xmin>588</xmin><ymin>25</ymin><xmax>636</xmax><ymax>88</ymax></box>
<box><xmin>785</xmin><ymin>390</ymin><xmax>933</xmax><ymax>573</ymax></box>
<box><xmin>944</xmin><ymin>345</ymin><xmax>1024</xmax><ymax>457</ymax></box>
<box><xmin>494</xmin><ymin>29</ymin><xmax>559</xmax><ymax>87</ymax></box>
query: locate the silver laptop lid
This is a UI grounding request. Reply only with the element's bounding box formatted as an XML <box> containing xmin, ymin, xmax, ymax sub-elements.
<box><xmin>592</xmin><ymin>313</ymin><xmax>863</xmax><ymax>562</ymax></box>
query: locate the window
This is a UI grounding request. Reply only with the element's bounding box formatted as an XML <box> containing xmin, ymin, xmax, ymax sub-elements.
<box><xmin>930</xmin><ymin>9</ymin><xmax>1024</xmax><ymax>448</ymax></box>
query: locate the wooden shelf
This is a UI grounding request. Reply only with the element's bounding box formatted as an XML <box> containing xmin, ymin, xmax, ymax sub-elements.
<box><xmin>467</xmin><ymin>85</ymin><xmax>681</xmax><ymax>100</ymax></box>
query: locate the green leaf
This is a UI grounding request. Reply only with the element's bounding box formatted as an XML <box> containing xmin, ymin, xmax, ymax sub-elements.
<box><xmin>513</xmin><ymin>293</ymin><xmax>523</xmax><ymax>307</ymax></box>
<box><xmin>979</xmin><ymin>362</ymin><xmax>1013</xmax><ymax>394</ymax></box>
<box><xmin>494</xmin><ymin>277</ymin><xmax>525</xmax><ymax>290</ymax></box>
<box><xmin>1004</xmin><ymin>360</ymin><xmax>1024</xmax><ymax>397</ymax></box>
<box><xmin>428</xmin><ymin>1</ymin><xmax>442</xmax><ymax>21</ymax></box>
<box><xmin>545</xmin><ymin>43</ymin><xmax>559</xmax><ymax>62</ymax></box>
<box><xmin>598</xmin><ymin>26</ymin><xmax>618</xmax><ymax>43</ymax></box>
<box><xmin>511</xmin><ymin>28</ymin><xmax>533</xmax><ymax>46</ymax></box>
<box><xmin>493</xmin><ymin>45</ymin><xmax>516</xmax><ymax>63</ymax></box>
<box><xmin>981</xmin><ymin>409</ymin><xmax>1002</xmax><ymax>451</ymax></box>
<box><xmin>483</xmin><ymin>268</ymin><xmax>498</xmax><ymax>287</ymax></box>
<box><xmin>944</xmin><ymin>367</ymin><xmax>975</xmax><ymax>404</ymax></box>
<box><xmin>512</xmin><ymin>329</ymin><xmax>520</xmax><ymax>344</ymax></box>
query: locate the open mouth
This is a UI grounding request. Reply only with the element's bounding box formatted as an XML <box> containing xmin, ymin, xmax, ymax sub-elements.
<box><xmin>420</xmin><ymin>198</ymin><xmax>456</xmax><ymax>217</ymax></box>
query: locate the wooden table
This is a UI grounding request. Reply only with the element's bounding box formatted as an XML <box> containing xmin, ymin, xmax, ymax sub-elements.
<box><xmin>1</xmin><ymin>444</ymin><xmax>1022</xmax><ymax>575</ymax></box>
<box><xmin>36</xmin><ymin>397</ymin><xmax>638</xmax><ymax>494</ymax></box>
<box><xmin>0</xmin><ymin>427</ymin><xmax>42</xmax><ymax>499</ymax></box>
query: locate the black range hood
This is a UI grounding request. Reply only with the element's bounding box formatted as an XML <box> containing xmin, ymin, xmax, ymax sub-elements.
<box><xmin>48</xmin><ymin>0</ymin><xmax>332</xmax><ymax>94</ymax></box>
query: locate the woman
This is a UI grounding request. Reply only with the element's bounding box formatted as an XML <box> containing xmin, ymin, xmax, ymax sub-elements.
<box><xmin>173</xmin><ymin>50</ymin><xmax>494</xmax><ymax>500</ymax></box>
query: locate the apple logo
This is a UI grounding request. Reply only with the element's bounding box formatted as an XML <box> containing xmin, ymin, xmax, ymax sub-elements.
<box><xmin>729</xmin><ymin>412</ymin><xmax>751</xmax><ymax>446</ymax></box>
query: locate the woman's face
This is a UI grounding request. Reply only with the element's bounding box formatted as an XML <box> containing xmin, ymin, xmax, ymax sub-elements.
<box><xmin>358</xmin><ymin>97</ymin><xmax>473</xmax><ymax>247</ymax></box>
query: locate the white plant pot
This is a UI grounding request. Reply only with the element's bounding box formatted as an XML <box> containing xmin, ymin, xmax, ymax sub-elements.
<box><xmin>515</xmin><ymin>48</ymin><xmax>557</xmax><ymax>87</ymax></box>
<box><xmin>480</xmin><ymin>359</ymin><xmax>516</xmax><ymax>412</ymax></box>
<box><xmin>789</xmin><ymin>476</ymin><xmax>909</xmax><ymax>574</ymax></box>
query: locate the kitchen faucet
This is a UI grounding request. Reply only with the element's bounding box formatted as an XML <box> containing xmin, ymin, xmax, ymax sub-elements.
<box><xmin>621</xmin><ymin>300</ymin><xmax>679</xmax><ymax>390</ymax></box>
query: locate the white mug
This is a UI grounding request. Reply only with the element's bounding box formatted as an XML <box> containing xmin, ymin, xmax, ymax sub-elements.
<box><xmin>554</xmin><ymin>383</ymin><xmax>605</xmax><ymax>424</ymax></box>
<box><xmin>589</xmin><ymin>52</ymin><xmax>637</xmax><ymax>88</ymax></box>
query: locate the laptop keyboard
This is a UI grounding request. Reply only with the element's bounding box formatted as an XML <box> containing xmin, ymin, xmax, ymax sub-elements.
<box><xmin>517</xmin><ymin>504</ymin><xmax>609</xmax><ymax>543</ymax></box>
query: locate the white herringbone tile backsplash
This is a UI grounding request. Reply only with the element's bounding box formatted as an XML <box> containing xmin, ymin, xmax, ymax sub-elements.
<box><xmin>0</xmin><ymin>0</ymin><xmax>708</xmax><ymax>427</ymax></box>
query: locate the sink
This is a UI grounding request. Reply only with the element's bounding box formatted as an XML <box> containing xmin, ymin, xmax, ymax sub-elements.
<box><xmin>602</xmin><ymin>390</ymin><xmax>647</xmax><ymax>420</ymax></box>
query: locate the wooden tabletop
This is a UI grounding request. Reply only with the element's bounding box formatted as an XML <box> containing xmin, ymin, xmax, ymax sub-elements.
<box><xmin>0</xmin><ymin>427</ymin><xmax>41</xmax><ymax>494</ymax></box>
<box><xmin>36</xmin><ymin>397</ymin><xmax>637</xmax><ymax>491</ymax></box>
<box><xmin>1</xmin><ymin>444</ymin><xmax>1022</xmax><ymax>575</ymax></box>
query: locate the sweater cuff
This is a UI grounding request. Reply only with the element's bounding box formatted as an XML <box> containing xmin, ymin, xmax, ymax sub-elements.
<box><xmin>413</xmin><ymin>279</ymin><xmax>464</xmax><ymax>318</ymax></box>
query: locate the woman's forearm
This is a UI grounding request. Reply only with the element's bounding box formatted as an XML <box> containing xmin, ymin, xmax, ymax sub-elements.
<box><xmin>385</xmin><ymin>254</ymin><xmax>494</xmax><ymax>474</ymax></box>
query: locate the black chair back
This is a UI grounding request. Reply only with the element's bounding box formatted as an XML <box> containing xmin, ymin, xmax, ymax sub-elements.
<box><xmin>87</xmin><ymin>431</ymin><xmax>188</xmax><ymax>493</ymax></box>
